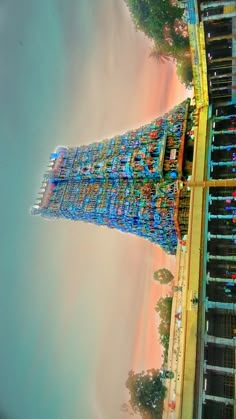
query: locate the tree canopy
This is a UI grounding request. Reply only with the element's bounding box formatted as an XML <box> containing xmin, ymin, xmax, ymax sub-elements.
<box><xmin>153</xmin><ymin>268</ymin><xmax>174</xmax><ymax>284</ymax></box>
<box><xmin>156</xmin><ymin>296</ymin><xmax>173</xmax><ymax>321</ymax></box>
<box><xmin>125</xmin><ymin>369</ymin><xmax>166</xmax><ymax>418</ymax></box>
<box><xmin>125</xmin><ymin>0</ymin><xmax>189</xmax><ymax>53</ymax></box>
<box><xmin>125</xmin><ymin>0</ymin><xmax>193</xmax><ymax>86</ymax></box>
<box><xmin>155</xmin><ymin>296</ymin><xmax>173</xmax><ymax>363</ymax></box>
<box><xmin>176</xmin><ymin>57</ymin><xmax>193</xmax><ymax>88</ymax></box>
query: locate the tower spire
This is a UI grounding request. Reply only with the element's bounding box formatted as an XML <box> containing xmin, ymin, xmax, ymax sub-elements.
<box><xmin>31</xmin><ymin>99</ymin><xmax>193</xmax><ymax>254</ymax></box>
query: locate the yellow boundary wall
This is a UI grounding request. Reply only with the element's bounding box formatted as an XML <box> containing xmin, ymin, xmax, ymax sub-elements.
<box><xmin>188</xmin><ymin>23</ymin><xmax>209</xmax><ymax>108</ymax></box>
<box><xmin>163</xmin><ymin>106</ymin><xmax>208</xmax><ymax>418</ymax></box>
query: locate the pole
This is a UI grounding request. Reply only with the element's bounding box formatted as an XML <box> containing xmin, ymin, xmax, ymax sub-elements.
<box><xmin>178</xmin><ymin>179</ymin><xmax>236</xmax><ymax>189</ymax></box>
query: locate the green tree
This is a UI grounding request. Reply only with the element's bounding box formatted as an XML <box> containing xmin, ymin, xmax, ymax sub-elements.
<box><xmin>125</xmin><ymin>0</ymin><xmax>187</xmax><ymax>56</ymax></box>
<box><xmin>176</xmin><ymin>57</ymin><xmax>193</xmax><ymax>88</ymax></box>
<box><xmin>149</xmin><ymin>43</ymin><xmax>172</xmax><ymax>64</ymax></box>
<box><xmin>158</xmin><ymin>320</ymin><xmax>169</xmax><ymax>336</ymax></box>
<box><xmin>155</xmin><ymin>296</ymin><xmax>173</xmax><ymax>319</ymax></box>
<box><xmin>155</xmin><ymin>297</ymin><xmax>173</xmax><ymax>364</ymax></box>
<box><xmin>160</xmin><ymin>333</ymin><xmax>170</xmax><ymax>363</ymax></box>
<box><xmin>125</xmin><ymin>0</ymin><xmax>193</xmax><ymax>86</ymax></box>
<box><xmin>125</xmin><ymin>369</ymin><xmax>166</xmax><ymax>418</ymax></box>
<box><xmin>153</xmin><ymin>268</ymin><xmax>174</xmax><ymax>284</ymax></box>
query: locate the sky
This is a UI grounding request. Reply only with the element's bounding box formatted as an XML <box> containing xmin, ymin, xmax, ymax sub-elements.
<box><xmin>0</xmin><ymin>1</ymin><xmax>188</xmax><ymax>418</ymax></box>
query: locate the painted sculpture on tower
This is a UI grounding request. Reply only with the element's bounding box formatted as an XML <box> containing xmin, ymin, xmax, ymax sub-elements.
<box><xmin>31</xmin><ymin>99</ymin><xmax>194</xmax><ymax>254</ymax></box>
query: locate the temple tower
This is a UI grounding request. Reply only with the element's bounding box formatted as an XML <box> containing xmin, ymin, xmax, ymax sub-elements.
<box><xmin>31</xmin><ymin>99</ymin><xmax>193</xmax><ymax>254</ymax></box>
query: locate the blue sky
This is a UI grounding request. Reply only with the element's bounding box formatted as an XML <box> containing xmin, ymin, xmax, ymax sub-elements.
<box><xmin>0</xmin><ymin>1</ymin><xmax>187</xmax><ymax>418</ymax></box>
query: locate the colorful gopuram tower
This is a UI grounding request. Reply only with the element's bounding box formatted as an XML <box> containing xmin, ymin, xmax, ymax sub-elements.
<box><xmin>31</xmin><ymin>99</ymin><xmax>193</xmax><ymax>254</ymax></box>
